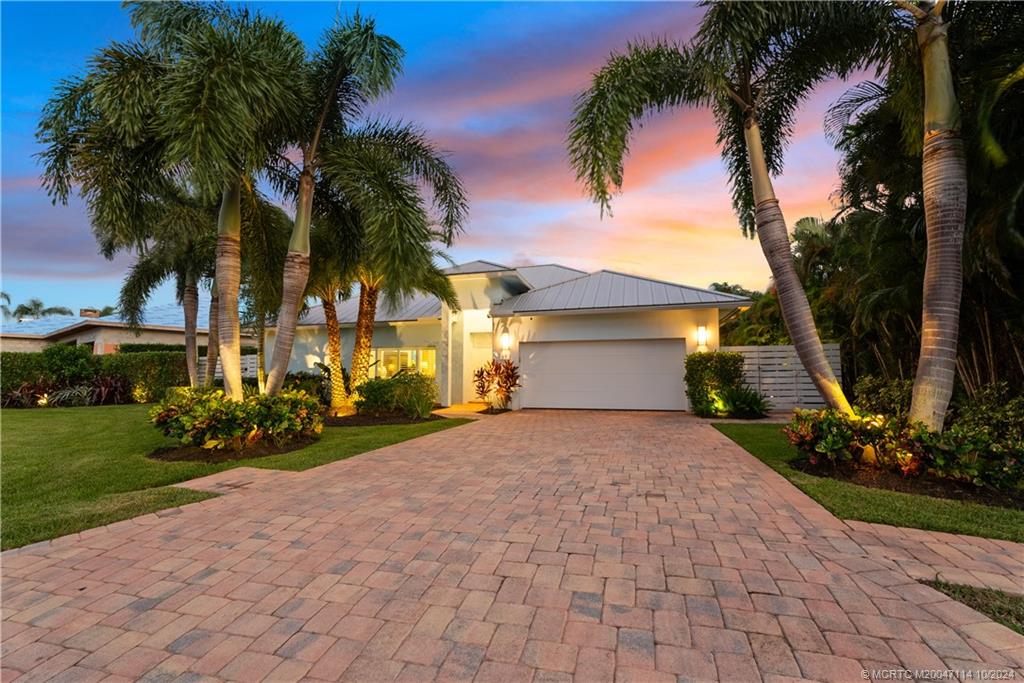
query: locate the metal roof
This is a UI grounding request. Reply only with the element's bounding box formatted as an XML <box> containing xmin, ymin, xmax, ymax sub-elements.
<box><xmin>514</xmin><ymin>264</ymin><xmax>587</xmax><ymax>290</ymax></box>
<box><xmin>1</xmin><ymin>301</ymin><xmax>213</xmax><ymax>339</ymax></box>
<box><xmin>491</xmin><ymin>270</ymin><xmax>751</xmax><ymax>316</ymax></box>
<box><xmin>442</xmin><ymin>260</ymin><xmax>512</xmax><ymax>275</ymax></box>
<box><xmin>297</xmin><ymin>292</ymin><xmax>441</xmax><ymax>327</ymax></box>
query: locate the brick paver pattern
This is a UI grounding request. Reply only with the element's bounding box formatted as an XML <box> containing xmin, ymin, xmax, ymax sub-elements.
<box><xmin>2</xmin><ymin>411</ymin><xmax>1023</xmax><ymax>682</ymax></box>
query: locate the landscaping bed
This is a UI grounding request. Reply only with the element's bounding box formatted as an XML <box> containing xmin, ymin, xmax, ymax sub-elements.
<box><xmin>792</xmin><ymin>459</ymin><xmax>1023</xmax><ymax>511</ymax></box>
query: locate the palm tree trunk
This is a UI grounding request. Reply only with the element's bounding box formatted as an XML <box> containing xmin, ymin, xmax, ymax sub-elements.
<box><xmin>349</xmin><ymin>281</ymin><xmax>379</xmax><ymax>394</ymax></box>
<box><xmin>216</xmin><ymin>180</ymin><xmax>244</xmax><ymax>400</ymax></box>
<box><xmin>266</xmin><ymin>171</ymin><xmax>314</xmax><ymax>395</ymax></box>
<box><xmin>908</xmin><ymin>14</ymin><xmax>966</xmax><ymax>432</ymax></box>
<box><xmin>204</xmin><ymin>280</ymin><xmax>219</xmax><ymax>387</ymax></box>
<box><xmin>744</xmin><ymin>118</ymin><xmax>853</xmax><ymax>415</ymax></box>
<box><xmin>256</xmin><ymin>312</ymin><xmax>267</xmax><ymax>394</ymax></box>
<box><xmin>182</xmin><ymin>274</ymin><xmax>199</xmax><ymax>388</ymax></box>
<box><xmin>322</xmin><ymin>296</ymin><xmax>353</xmax><ymax>416</ymax></box>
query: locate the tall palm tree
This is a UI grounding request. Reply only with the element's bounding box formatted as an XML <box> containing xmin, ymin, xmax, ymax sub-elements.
<box><xmin>567</xmin><ymin>2</ymin><xmax>881</xmax><ymax>415</ymax></box>
<box><xmin>263</xmin><ymin>13</ymin><xmax>407</xmax><ymax>395</ymax></box>
<box><xmin>9</xmin><ymin>299</ymin><xmax>74</xmax><ymax>321</ymax></box>
<box><xmin>126</xmin><ymin>3</ymin><xmax>305</xmax><ymax>400</ymax></box>
<box><xmin>1</xmin><ymin>292</ymin><xmax>11</xmax><ymax>320</ymax></box>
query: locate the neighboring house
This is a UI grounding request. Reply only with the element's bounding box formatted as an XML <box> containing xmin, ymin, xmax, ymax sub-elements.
<box><xmin>266</xmin><ymin>260</ymin><xmax>751</xmax><ymax>411</ymax></box>
<box><xmin>0</xmin><ymin>302</ymin><xmax>246</xmax><ymax>354</ymax></box>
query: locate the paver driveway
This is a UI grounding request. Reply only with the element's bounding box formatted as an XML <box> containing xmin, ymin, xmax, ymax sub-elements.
<box><xmin>2</xmin><ymin>411</ymin><xmax>1022</xmax><ymax>682</ymax></box>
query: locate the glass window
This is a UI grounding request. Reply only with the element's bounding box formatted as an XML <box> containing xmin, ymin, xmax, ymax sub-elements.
<box><xmin>371</xmin><ymin>347</ymin><xmax>436</xmax><ymax>379</ymax></box>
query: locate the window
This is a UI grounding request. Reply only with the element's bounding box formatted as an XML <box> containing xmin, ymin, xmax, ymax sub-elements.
<box><xmin>371</xmin><ymin>347</ymin><xmax>436</xmax><ymax>378</ymax></box>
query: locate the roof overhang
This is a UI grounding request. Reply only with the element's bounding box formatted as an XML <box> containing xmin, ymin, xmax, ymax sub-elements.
<box><xmin>492</xmin><ymin>299</ymin><xmax>752</xmax><ymax>318</ymax></box>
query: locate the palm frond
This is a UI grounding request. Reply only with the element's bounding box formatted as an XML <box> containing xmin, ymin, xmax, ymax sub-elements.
<box><xmin>568</xmin><ymin>39</ymin><xmax>700</xmax><ymax>216</ymax></box>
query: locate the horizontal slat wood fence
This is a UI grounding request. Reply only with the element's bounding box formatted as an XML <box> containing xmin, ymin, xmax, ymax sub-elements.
<box><xmin>720</xmin><ymin>344</ymin><xmax>842</xmax><ymax>410</ymax></box>
<box><xmin>197</xmin><ymin>354</ymin><xmax>260</xmax><ymax>380</ymax></box>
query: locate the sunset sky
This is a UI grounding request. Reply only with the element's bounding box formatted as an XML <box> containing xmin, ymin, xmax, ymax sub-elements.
<box><xmin>1</xmin><ymin>1</ymin><xmax>853</xmax><ymax>312</ymax></box>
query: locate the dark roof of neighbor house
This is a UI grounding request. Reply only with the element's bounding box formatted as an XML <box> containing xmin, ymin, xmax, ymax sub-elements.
<box><xmin>1</xmin><ymin>301</ymin><xmax>214</xmax><ymax>340</ymax></box>
<box><xmin>490</xmin><ymin>269</ymin><xmax>751</xmax><ymax>316</ymax></box>
<box><xmin>296</xmin><ymin>292</ymin><xmax>442</xmax><ymax>327</ymax></box>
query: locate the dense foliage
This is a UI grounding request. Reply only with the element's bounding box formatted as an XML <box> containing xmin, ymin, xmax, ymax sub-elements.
<box><xmin>683</xmin><ymin>351</ymin><xmax>769</xmax><ymax>418</ymax></box>
<box><xmin>719</xmin><ymin>5</ymin><xmax>1024</xmax><ymax>397</ymax></box>
<box><xmin>283</xmin><ymin>371</ymin><xmax>332</xmax><ymax>406</ymax></box>
<box><xmin>786</xmin><ymin>384</ymin><xmax>1024</xmax><ymax>491</ymax></box>
<box><xmin>151</xmin><ymin>388</ymin><xmax>322</xmax><ymax>451</ymax></box>
<box><xmin>1</xmin><ymin>349</ymin><xmax>187</xmax><ymax>407</ymax></box>
<box><xmin>354</xmin><ymin>373</ymin><xmax>438</xmax><ymax>419</ymax></box>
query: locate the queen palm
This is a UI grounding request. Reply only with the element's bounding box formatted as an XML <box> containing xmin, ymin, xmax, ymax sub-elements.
<box><xmin>567</xmin><ymin>1</ymin><xmax>884</xmax><ymax>414</ymax></box>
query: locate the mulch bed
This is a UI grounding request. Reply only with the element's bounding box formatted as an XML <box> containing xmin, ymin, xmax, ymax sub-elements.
<box><xmin>792</xmin><ymin>459</ymin><xmax>1023</xmax><ymax>510</ymax></box>
<box><xmin>324</xmin><ymin>413</ymin><xmax>445</xmax><ymax>427</ymax></box>
<box><xmin>149</xmin><ymin>437</ymin><xmax>317</xmax><ymax>464</ymax></box>
<box><xmin>477</xmin><ymin>407</ymin><xmax>510</xmax><ymax>415</ymax></box>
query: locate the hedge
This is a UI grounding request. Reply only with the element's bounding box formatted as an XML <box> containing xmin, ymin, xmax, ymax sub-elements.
<box><xmin>118</xmin><ymin>343</ymin><xmax>258</xmax><ymax>356</ymax></box>
<box><xmin>1</xmin><ymin>349</ymin><xmax>188</xmax><ymax>404</ymax></box>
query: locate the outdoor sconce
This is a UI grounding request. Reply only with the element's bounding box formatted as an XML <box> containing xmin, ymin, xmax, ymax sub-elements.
<box><xmin>696</xmin><ymin>325</ymin><xmax>709</xmax><ymax>352</ymax></box>
<box><xmin>500</xmin><ymin>332</ymin><xmax>512</xmax><ymax>360</ymax></box>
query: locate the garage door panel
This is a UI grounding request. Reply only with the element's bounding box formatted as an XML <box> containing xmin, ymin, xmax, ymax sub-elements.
<box><xmin>519</xmin><ymin>339</ymin><xmax>686</xmax><ymax>410</ymax></box>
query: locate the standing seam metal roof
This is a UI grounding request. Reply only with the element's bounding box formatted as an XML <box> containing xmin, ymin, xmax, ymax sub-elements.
<box><xmin>490</xmin><ymin>270</ymin><xmax>750</xmax><ymax>315</ymax></box>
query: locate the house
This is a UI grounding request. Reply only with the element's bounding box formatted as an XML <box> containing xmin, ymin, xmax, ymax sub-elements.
<box><xmin>0</xmin><ymin>301</ymin><xmax>242</xmax><ymax>354</ymax></box>
<box><xmin>265</xmin><ymin>260</ymin><xmax>751</xmax><ymax>411</ymax></box>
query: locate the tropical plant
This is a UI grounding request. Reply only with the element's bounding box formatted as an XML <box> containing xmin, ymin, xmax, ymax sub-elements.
<box><xmin>683</xmin><ymin>351</ymin><xmax>746</xmax><ymax>418</ymax></box>
<box><xmin>1</xmin><ymin>292</ymin><xmax>12</xmax><ymax>319</ymax></box>
<box><xmin>152</xmin><ymin>387</ymin><xmax>322</xmax><ymax>451</ymax></box>
<box><xmin>6</xmin><ymin>298</ymin><xmax>74</xmax><ymax>321</ymax></box>
<box><xmin>473</xmin><ymin>360</ymin><xmax>521</xmax><ymax>411</ymax></box>
<box><xmin>719</xmin><ymin>385</ymin><xmax>772</xmax><ymax>420</ymax></box>
<box><xmin>567</xmin><ymin>1</ymin><xmax>876</xmax><ymax>415</ymax></box>
<box><xmin>263</xmin><ymin>13</ymin><xmax>406</xmax><ymax>395</ymax></box>
<box><xmin>353</xmin><ymin>372</ymin><xmax>437</xmax><ymax>419</ymax></box>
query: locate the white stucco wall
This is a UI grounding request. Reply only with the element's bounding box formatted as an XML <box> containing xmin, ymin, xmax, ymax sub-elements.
<box><xmin>492</xmin><ymin>307</ymin><xmax>722</xmax><ymax>409</ymax></box>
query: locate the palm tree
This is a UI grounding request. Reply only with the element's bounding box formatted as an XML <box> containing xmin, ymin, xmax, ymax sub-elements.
<box><xmin>306</xmin><ymin>204</ymin><xmax>362</xmax><ymax>414</ymax></box>
<box><xmin>1</xmin><ymin>292</ymin><xmax>11</xmax><ymax>320</ymax></box>
<box><xmin>9</xmin><ymin>299</ymin><xmax>74</xmax><ymax>321</ymax></box>
<box><xmin>125</xmin><ymin>3</ymin><xmax>304</xmax><ymax>400</ymax></box>
<box><xmin>567</xmin><ymin>2</ymin><xmax>878</xmax><ymax>415</ymax></box>
<box><xmin>263</xmin><ymin>13</ymin><xmax>407</xmax><ymax>395</ymax></box>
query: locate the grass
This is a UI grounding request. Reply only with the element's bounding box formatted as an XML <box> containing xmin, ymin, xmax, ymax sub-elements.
<box><xmin>1</xmin><ymin>405</ymin><xmax>469</xmax><ymax>550</ymax></box>
<box><xmin>923</xmin><ymin>580</ymin><xmax>1024</xmax><ymax>635</ymax></box>
<box><xmin>714</xmin><ymin>423</ymin><xmax>1024</xmax><ymax>544</ymax></box>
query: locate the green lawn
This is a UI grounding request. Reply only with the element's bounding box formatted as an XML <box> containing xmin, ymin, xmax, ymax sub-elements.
<box><xmin>715</xmin><ymin>423</ymin><xmax>1024</xmax><ymax>544</ymax></box>
<box><xmin>1</xmin><ymin>405</ymin><xmax>469</xmax><ymax>550</ymax></box>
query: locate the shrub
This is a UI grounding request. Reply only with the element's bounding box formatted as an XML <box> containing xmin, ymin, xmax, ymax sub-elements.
<box><xmin>284</xmin><ymin>371</ymin><xmax>330</xmax><ymax>405</ymax></box>
<box><xmin>41</xmin><ymin>344</ymin><xmax>98</xmax><ymax>387</ymax></box>
<box><xmin>473</xmin><ymin>360</ymin><xmax>521</xmax><ymax>410</ymax></box>
<box><xmin>853</xmin><ymin>375</ymin><xmax>914</xmax><ymax>421</ymax></box>
<box><xmin>354</xmin><ymin>372</ymin><xmax>437</xmax><ymax>419</ymax></box>
<box><xmin>99</xmin><ymin>352</ymin><xmax>189</xmax><ymax>403</ymax></box>
<box><xmin>0</xmin><ymin>352</ymin><xmax>50</xmax><ymax>395</ymax></box>
<box><xmin>785</xmin><ymin>399</ymin><xmax>1024</xmax><ymax>491</ymax></box>
<box><xmin>151</xmin><ymin>388</ymin><xmax>322</xmax><ymax>451</ymax></box>
<box><xmin>90</xmin><ymin>374</ymin><xmax>131</xmax><ymax>405</ymax></box>
<box><xmin>46</xmin><ymin>385</ymin><xmax>93</xmax><ymax>407</ymax></box>
<box><xmin>683</xmin><ymin>351</ymin><xmax>751</xmax><ymax>418</ymax></box>
<box><xmin>1</xmin><ymin>380</ymin><xmax>53</xmax><ymax>408</ymax></box>
<box><xmin>719</xmin><ymin>385</ymin><xmax>772</xmax><ymax>419</ymax></box>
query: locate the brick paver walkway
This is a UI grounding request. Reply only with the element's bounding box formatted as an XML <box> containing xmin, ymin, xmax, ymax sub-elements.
<box><xmin>2</xmin><ymin>411</ymin><xmax>1022</xmax><ymax>682</ymax></box>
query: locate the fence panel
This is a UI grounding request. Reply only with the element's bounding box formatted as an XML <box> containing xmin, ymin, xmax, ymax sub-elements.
<box><xmin>197</xmin><ymin>354</ymin><xmax>260</xmax><ymax>380</ymax></box>
<box><xmin>720</xmin><ymin>344</ymin><xmax>841</xmax><ymax>410</ymax></box>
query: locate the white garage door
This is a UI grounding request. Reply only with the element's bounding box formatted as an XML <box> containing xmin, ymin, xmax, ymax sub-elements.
<box><xmin>519</xmin><ymin>339</ymin><xmax>687</xmax><ymax>410</ymax></box>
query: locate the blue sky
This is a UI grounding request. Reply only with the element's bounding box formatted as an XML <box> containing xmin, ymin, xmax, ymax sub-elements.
<box><xmin>1</xmin><ymin>1</ymin><xmax>847</xmax><ymax>315</ymax></box>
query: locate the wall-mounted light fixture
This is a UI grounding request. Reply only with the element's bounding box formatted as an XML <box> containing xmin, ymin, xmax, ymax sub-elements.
<box><xmin>500</xmin><ymin>332</ymin><xmax>512</xmax><ymax>359</ymax></box>
<box><xmin>696</xmin><ymin>325</ymin><xmax>709</xmax><ymax>352</ymax></box>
